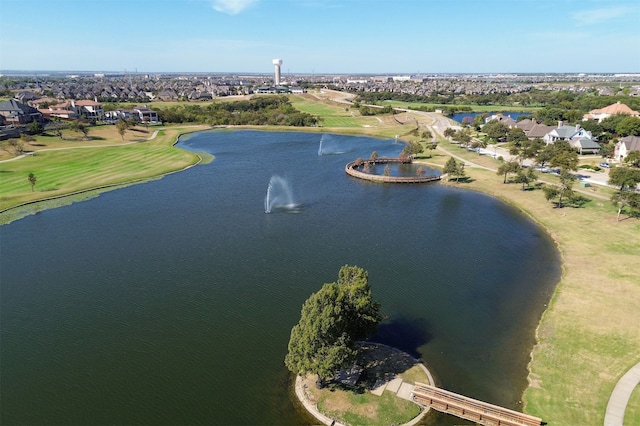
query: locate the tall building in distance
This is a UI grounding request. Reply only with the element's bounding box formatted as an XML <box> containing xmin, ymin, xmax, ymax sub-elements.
<box><xmin>272</xmin><ymin>59</ymin><xmax>282</xmax><ymax>85</ymax></box>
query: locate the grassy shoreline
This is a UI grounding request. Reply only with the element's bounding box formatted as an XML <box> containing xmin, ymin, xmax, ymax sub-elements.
<box><xmin>422</xmin><ymin>139</ymin><xmax>640</xmax><ymax>425</ymax></box>
<box><xmin>0</xmin><ymin>125</ymin><xmax>210</xmax><ymax>219</ymax></box>
<box><xmin>1</xmin><ymin>97</ymin><xmax>638</xmax><ymax>424</ymax></box>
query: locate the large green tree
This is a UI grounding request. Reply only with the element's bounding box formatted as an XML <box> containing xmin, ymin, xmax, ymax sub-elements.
<box><xmin>285</xmin><ymin>265</ymin><xmax>383</xmax><ymax>383</ymax></box>
<box><xmin>609</xmin><ymin>166</ymin><xmax>640</xmax><ymax>221</ymax></box>
<box><xmin>497</xmin><ymin>160</ymin><xmax>521</xmax><ymax>184</ymax></box>
<box><xmin>482</xmin><ymin>121</ymin><xmax>509</xmax><ymax>142</ymax></box>
<box><xmin>515</xmin><ymin>168</ymin><xmax>537</xmax><ymax>191</ymax></box>
<box><xmin>402</xmin><ymin>140</ymin><xmax>424</xmax><ymax>157</ymax></box>
<box><xmin>536</xmin><ymin>140</ymin><xmax>579</xmax><ymax>171</ymax></box>
<box><xmin>616</xmin><ymin>116</ymin><xmax>640</xmax><ymax>137</ymax></box>
<box><xmin>443</xmin><ymin>156</ymin><xmax>465</xmax><ymax>182</ymax></box>
<box><xmin>543</xmin><ymin>169</ymin><xmax>577</xmax><ymax>208</ymax></box>
<box><xmin>624</xmin><ymin>151</ymin><xmax>640</xmax><ymax>168</ymax></box>
<box><xmin>115</xmin><ymin>119</ymin><xmax>129</xmax><ymax>141</ymax></box>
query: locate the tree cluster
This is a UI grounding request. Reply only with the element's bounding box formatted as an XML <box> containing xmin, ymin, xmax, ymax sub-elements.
<box><xmin>358</xmin><ymin>105</ymin><xmax>394</xmax><ymax>116</ymax></box>
<box><xmin>355</xmin><ymin>88</ymin><xmax>640</xmax><ymax>115</ymax></box>
<box><xmin>156</xmin><ymin>96</ymin><xmax>318</xmax><ymax>126</ymax></box>
<box><xmin>609</xmin><ymin>160</ymin><xmax>640</xmax><ymax>221</ymax></box>
<box><xmin>285</xmin><ymin>265</ymin><xmax>383</xmax><ymax>382</ymax></box>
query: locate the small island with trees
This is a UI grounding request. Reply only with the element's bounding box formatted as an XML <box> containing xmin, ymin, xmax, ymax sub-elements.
<box><xmin>285</xmin><ymin>265</ymin><xmax>433</xmax><ymax>425</ymax></box>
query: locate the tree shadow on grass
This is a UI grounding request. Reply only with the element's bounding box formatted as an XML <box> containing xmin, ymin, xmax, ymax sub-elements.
<box><xmin>447</xmin><ymin>176</ymin><xmax>475</xmax><ymax>184</ymax></box>
<box><xmin>551</xmin><ymin>195</ymin><xmax>592</xmax><ymax>209</ymax></box>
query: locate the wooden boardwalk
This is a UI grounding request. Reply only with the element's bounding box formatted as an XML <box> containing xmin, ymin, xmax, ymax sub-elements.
<box><xmin>345</xmin><ymin>158</ymin><xmax>441</xmax><ymax>184</ymax></box>
<box><xmin>411</xmin><ymin>382</ymin><xmax>543</xmax><ymax>426</ymax></box>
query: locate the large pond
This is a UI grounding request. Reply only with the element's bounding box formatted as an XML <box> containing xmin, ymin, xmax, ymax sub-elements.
<box><xmin>451</xmin><ymin>111</ymin><xmax>531</xmax><ymax>124</ymax></box>
<box><xmin>0</xmin><ymin>130</ymin><xmax>560</xmax><ymax>425</ymax></box>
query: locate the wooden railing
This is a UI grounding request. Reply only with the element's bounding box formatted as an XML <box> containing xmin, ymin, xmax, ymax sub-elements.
<box><xmin>345</xmin><ymin>158</ymin><xmax>441</xmax><ymax>183</ymax></box>
<box><xmin>412</xmin><ymin>382</ymin><xmax>543</xmax><ymax>426</ymax></box>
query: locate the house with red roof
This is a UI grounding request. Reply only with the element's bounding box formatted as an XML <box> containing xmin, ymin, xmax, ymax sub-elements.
<box><xmin>583</xmin><ymin>101</ymin><xmax>640</xmax><ymax>123</ymax></box>
<box><xmin>39</xmin><ymin>99</ymin><xmax>104</xmax><ymax>121</ymax></box>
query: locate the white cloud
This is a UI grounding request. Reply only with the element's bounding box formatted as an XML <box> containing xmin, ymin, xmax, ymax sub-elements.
<box><xmin>211</xmin><ymin>0</ymin><xmax>258</xmax><ymax>15</ymax></box>
<box><xmin>572</xmin><ymin>7</ymin><xmax>630</xmax><ymax>26</ymax></box>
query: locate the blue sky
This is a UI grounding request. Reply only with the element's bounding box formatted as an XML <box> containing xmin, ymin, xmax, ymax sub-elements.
<box><xmin>1</xmin><ymin>0</ymin><xmax>638</xmax><ymax>74</ymax></box>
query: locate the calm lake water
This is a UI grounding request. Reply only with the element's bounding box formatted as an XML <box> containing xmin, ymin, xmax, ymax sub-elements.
<box><xmin>0</xmin><ymin>130</ymin><xmax>560</xmax><ymax>425</ymax></box>
<box><xmin>452</xmin><ymin>111</ymin><xmax>531</xmax><ymax>124</ymax></box>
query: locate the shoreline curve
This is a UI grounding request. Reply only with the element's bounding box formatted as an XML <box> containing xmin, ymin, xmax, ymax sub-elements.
<box><xmin>293</xmin><ymin>342</ymin><xmax>435</xmax><ymax>426</ymax></box>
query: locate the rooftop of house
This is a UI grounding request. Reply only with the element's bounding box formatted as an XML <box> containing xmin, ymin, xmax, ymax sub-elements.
<box><xmin>0</xmin><ymin>99</ymin><xmax>40</xmax><ymax>113</ymax></box>
<box><xmin>74</xmin><ymin>100</ymin><xmax>102</xmax><ymax>106</ymax></box>
<box><xmin>619</xmin><ymin>135</ymin><xmax>640</xmax><ymax>151</ymax></box>
<box><xmin>572</xmin><ymin>137</ymin><xmax>600</xmax><ymax>149</ymax></box>
<box><xmin>590</xmin><ymin>101</ymin><xmax>639</xmax><ymax>116</ymax></box>
<box><xmin>526</xmin><ymin>123</ymin><xmax>555</xmax><ymax>138</ymax></box>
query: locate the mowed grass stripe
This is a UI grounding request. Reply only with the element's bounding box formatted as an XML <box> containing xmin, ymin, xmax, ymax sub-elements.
<box><xmin>0</xmin><ymin>141</ymin><xmax>199</xmax><ymax>210</ymax></box>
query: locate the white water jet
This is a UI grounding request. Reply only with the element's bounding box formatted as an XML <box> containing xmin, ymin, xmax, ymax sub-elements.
<box><xmin>264</xmin><ymin>175</ymin><xmax>296</xmax><ymax>213</ymax></box>
<box><xmin>318</xmin><ymin>134</ymin><xmax>345</xmax><ymax>156</ymax></box>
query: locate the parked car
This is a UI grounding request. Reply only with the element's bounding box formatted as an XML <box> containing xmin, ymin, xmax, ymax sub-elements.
<box><xmin>599</xmin><ymin>162</ymin><xmax>610</xmax><ymax>168</ymax></box>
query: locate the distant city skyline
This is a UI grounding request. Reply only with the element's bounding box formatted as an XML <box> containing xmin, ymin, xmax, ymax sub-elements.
<box><xmin>1</xmin><ymin>0</ymin><xmax>639</xmax><ymax>74</ymax></box>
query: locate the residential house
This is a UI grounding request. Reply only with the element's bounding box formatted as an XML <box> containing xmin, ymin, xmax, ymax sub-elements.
<box><xmin>484</xmin><ymin>113</ymin><xmax>517</xmax><ymax>128</ymax></box>
<box><xmin>41</xmin><ymin>101</ymin><xmax>78</xmax><ymax>120</ymax></box>
<box><xmin>104</xmin><ymin>109</ymin><xmax>133</xmax><ymax>122</ymax></box>
<box><xmin>132</xmin><ymin>106</ymin><xmax>159</xmax><ymax>123</ymax></box>
<box><xmin>0</xmin><ymin>99</ymin><xmax>43</xmax><ymax>125</ymax></box>
<box><xmin>29</xmin><ymin>97</ymin><xmax>60</xmax><ymax>109</ymax></box>
<box><xmin>515</xmin><ymin>118</ymin><xmax>537</xmax><ymax>133</ymax></box>
<box><xmin>73</xmin><ymin>99</ymin><xmax>104</xmax><ymax>120</ymax></box>
<box><xmin>15</xmin><ymin>91</ymin><xmax>40</xmax><ymax>103</ymax></box>
<box><xmin>614</xmin><ymin>135</ymin><xmax>640</xmax><ymax>161</ymax></box>
<box><xmin>582</xmin><ymin>101</ymin><xmax>640</xmax><ymax>122</ymax></box>
<box><xmin>544</xmin><ymin>121</ymin><xmax>600</xmax><ymax>154</ymax></box>
<box><xmin>157</xmin><ymin>89</ymin><xmax>178</xmax><ymax>101</ymax></box>
<box><xmin>255</xmin><ymin>86</ymin><xmax>291</xmax><ymax>94</ymax></box>
<box><xmin>188</xmin><ymin>91</ymin><xmax>213</xmax><ymax>101</ymax></box>
<box><xmin>516</xmin><ymin>119</ymin><xmax>555</xmax><ymax>140</ymax></box>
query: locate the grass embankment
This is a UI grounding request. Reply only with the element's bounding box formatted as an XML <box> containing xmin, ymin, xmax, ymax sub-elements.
<box><xmin>0</xmin><ymin>124</ymin><xmax>207</xmax><ymax>215</ymax></box>
<box><xmin>419</xmin><ymin>135</ymin><xmax>640</xmax><ymax>425</ymax></box>
<box><xmin>290</xmin><ymin>94</ymin><xmax>417</xmax><ymax>139</ymax></box>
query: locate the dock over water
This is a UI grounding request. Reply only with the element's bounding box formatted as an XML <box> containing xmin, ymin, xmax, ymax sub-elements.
<box><xmin>412</xmin><ymin>382</ymin><xmax>543</xmax><ymax>426</ymax></box>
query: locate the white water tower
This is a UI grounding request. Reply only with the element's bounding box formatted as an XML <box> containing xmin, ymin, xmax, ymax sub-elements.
<box><xmin>272</xmin><ymin>59</ymin><xmax>282</xmax><ymax>85</ymax></box>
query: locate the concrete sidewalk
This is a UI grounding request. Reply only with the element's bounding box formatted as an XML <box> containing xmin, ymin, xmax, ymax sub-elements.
<box><xmin>604</xmin><ymin>361</ymin><xmax>640</xmax><ymax>426</ymax></box>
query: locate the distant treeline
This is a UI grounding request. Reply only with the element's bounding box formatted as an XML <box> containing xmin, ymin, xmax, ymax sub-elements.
<box><xmin>355</xmin><ymin>90</ymin><xmax>640</xmax><ymax>115</ymax></box>
<box><xmin>155</xmin><ymin>96</ymin><xmax>318</xmax><ymax>126</ymax></box>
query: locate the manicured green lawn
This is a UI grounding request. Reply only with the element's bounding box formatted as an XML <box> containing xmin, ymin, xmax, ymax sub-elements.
<box><xmin>0</xmin><ymin>125</ymin><xmax>204</xmax><ymax>214</ymax></box>
<box><xmin>626</xmin><ymin>385</ymin><xmax>640</xmax><ymax>425</ymax></box>
<box><xmin>317</xmin><ymin>390</ymin><xmax>420</xmax><ymax>426</ymax></box>
<box><xmin>290</xmin><ymin>95</ymin><xmax>367</xmax><ymax>128</ymax></box>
